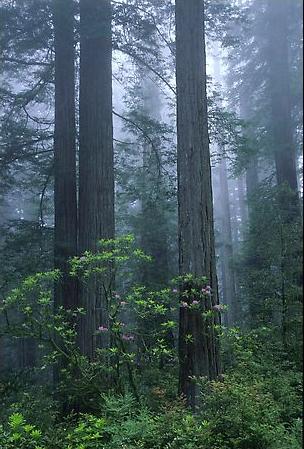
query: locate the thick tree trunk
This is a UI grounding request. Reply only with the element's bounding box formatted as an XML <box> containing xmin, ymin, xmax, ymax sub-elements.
<box><xmin>176</xmin><ymin>0</ymin><xmax>221</xmax><ymax>408</ymax></box>
<box><xmin>53</xmin><ymin>0</ymin><xmax>78</xmax><ymax>312</ymax></box>
<box><xmin>267</xmin><ymin>0</ymin><xmax>299</xmax><ymax>217</ymax></box>
<box><xmin>78</xmin><ymin>0</ymin><xmax>114</xmax><ymax>359</ymax></box>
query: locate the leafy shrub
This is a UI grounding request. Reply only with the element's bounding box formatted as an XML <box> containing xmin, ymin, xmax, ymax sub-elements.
<box><xmin>198</xmin><ymin>327</ymin><xmax>303</xmax><ymax>449</ymax></box>
<box><xmin>200</xmin><ymin>376</ymin><xmax>290</xmax><ymax>449</ymax></box>
<box><xmin>0</xmin><ymin>413</ymin><xmax>45</xmax><ymax>449</ymax></box>
<box><xmin>65</xmin><ymin>414</ymin><xmax>106</xmax><ymax>449</ymax></box>
<box><xmin>6</xmin><ymin>385</ymin><xmax>58</xmax><ymax>431</ymax></box>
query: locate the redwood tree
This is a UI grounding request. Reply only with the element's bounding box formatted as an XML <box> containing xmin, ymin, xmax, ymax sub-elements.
<box><xmin>78</xmin><ymin>0</ymin><xmax>115</xmax><ymax>359</ymax></box>
<box><xmin>175</xmin><ymin>0</ymin><xmax>221</xmax><ymax>408</ymax></box>
<box><xmin>267</xmin><ymin>0</ymin><xmax>299</xmax><ymax>218</ymax></box>
<box><xmin>53</xmin><ymin>0</ymin><xmax>78</xmax><ymax>312</ymax></box>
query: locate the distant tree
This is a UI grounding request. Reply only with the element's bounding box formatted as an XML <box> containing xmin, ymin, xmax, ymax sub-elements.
<box><xmin>139</xmin><ymin>77</ymin><xmax>169</xmax><ymax>289</ymax></box>
<box><xmin>218</xmin><ymin>156</ymin><xmax>238</xmax><ymax>325</ymax></box>
<box><xmin>227</xmin><ymin>0</ymin><xmax>302</xmax><ymax>218</ymax></box>
<box><xmin>266</xmin><ymin>0</ymin><xmax>299</xmax><ymax>218</ymax></box>
<box><xmin>213</xmin><ymin>50</ymin><xmax>238</xmax><ymax>326</ymax></box>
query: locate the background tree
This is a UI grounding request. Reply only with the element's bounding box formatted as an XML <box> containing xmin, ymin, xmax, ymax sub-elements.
<box><xmin>53</xmin><ymin>0</ymin><xmax>78</xmax><ymax>315</ymax></box>
<box><xmin>266</xmin><ymin>0</ymin><xmax>299</xmax><ymax>218</ymax></box>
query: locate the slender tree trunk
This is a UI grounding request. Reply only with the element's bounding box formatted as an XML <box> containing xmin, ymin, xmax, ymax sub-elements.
<box><xmin>53</xmin><ymin>2</ymin><xmax>78</xmax><ymax>410</ymax></box>
<box><xmin>229</xmin><ymin>181</ymin><xmax>240</xmax><ymax>250</ymax></box>
<box><xmin>267</xmin><ymin>0</ymin><xmax>299</xmax><ymax>217</ymax></box>
<box><xmin>78</xmin><ymin>0</ymin><xmax>114</xmax><ymax>359</ymax></box>
<box><xmin>213</xmin><ymin>49</ymin><xmax>238</xmax><ymax>326</ymax></box>
<box><xmin>237</xmin><ymin>176</ymin><xmax>248</xmax><ymax>230</ymax></box>
<box><xmin>53</xmin><ymin>0</ymin><xmax>78</xmax><ymax>313</ymax></box>
<box><xmin>176</xmin><ymin>0</ymin><xmax>221</xmax><ymax>408</ymax></box>
<box><xmin>246</xmin><ymin>158</ymin><xmax>259</xmax><ymax>201</ymax></box>
<box><xmin>219</xmin><ymin>157</ymin><xmax>238</xmax><ymax>325</ymax></box>
<box><xmin>239</xmin><ymin>97</ymin><xmax>259</xmax><ymax>219</ymax></box>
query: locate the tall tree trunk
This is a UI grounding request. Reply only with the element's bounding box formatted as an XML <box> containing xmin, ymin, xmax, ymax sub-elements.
<box><xmin>229</xmin><ymin>181</ymin><xmax>241</xmax><ymax>250</ymax></box>
<box><xmin>239</xmin><ymin>96</ymin><xmax>259</xmax><ymax>219</ymax></box>
<box><xmin>219</xmin><ymin>157</ymin><xmax>238</xmax><ymax>326</ymax></box>
<box><xmin>246</xmin><ymin>158</ymin><xmax>259</xmax><ymax>201</ymax></box>
<box><xmin>176</xmin><ymin>0</ymin><xmax>221</xmax><ymax>408</ymax></box>
<box><xmin>267</xmin><ymin>0</ymin><xmax>299</xmax><ymax>217</ymax></box>
<box><xmin>267</xmin><ymin>0</ymin><xmax>302</xmax><ymax>345</ymax></box>
<box><xmin>78</xmin><ymin>0</ymin><xmax>114</xmax><ymax>359</ymax></box>
<box><xmin>237</xmin><ymin>176</ymin><xmax>248</xmax><ymax>231</ymax></box>
<box><xmin>53</xmin><ymin>0</ymin><xmax>78</xmax><ymax>312</ymax></box>
<box><xmin>213</xmin><ymin>49</ymin><xmax>238</xmax><ymax>326</ymax></box>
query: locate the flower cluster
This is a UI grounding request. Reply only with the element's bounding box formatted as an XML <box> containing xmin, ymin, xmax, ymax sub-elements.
<box><xmin>178</xmin><ymin>284</ymin><xmax>212</xmax><ymax>309</ymax></box>
<box><xmin>181</xmin><ymin>299</ymin><xmax>200</xmax><ymax>308</ymax></box>
<box><xmin>201</xmin><ymin>285</ymin><xmax>212</xmax><ymax>296</ymax></box>
<box><xmin>213</xmin><ymin>304</ymin><xmax>226</xmax><ymax>312</ymax></box>
<box><xmin>122</xmin><ymin>334</ymin><xmax>135</xmax><ymax>341</ymax></box>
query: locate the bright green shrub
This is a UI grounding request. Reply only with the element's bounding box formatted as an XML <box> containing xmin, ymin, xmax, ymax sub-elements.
<box><xmin>0</xmin><ymin>413</ymin><xmax>45</xmax><ymax>449</ymax></box>
<box><xmin>65</xmin><ymin>414</ymin><xmax>106</xmax><ymax>449</ymax></box>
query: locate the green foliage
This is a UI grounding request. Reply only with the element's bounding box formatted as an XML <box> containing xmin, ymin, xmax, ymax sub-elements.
<box><xmin>200</xmin><ymin>378</ymin><xmax>295</xmax><ymax>449</ymax></box>
<box><xmin>0</xmin><ymin>236</ymin><xmax>302</xmax><ymax>449</ymax></box>
<box><xmin>0</xmin><ymin>325</ymin><xmax>302</xmax><ymax>449</ymax></box>
<box><xmin>0</xmin><ymin>380</ymin><xmax>58</xmax><ymax>431</ymax></box>
<box><xmin>0</xmin><ymin>235</ymin><xmax>178</xmax><ymax>411</ymax></box>
<box><xmin>236</xmin><ymin>183</ymin><xmax>302</xmax><ymax>363</ymax></box>
<box><xmin>0</xmin><ymin>269</ymin><xmax>81</xmax><ymax>370</ymax></box>
<box><xmin>200</xmin><ymin>326</ymin><xmax>303</xmax><ymax>449</ymax></box>
<box><xmin>0</xmin><ymin>413</ymin><xmax>45</xmax><ymax>449</ymax></box>
<box><xmin>65</xmin><ymin>415</ymin><xmax>106</xmax><ymax>449</ymax></box>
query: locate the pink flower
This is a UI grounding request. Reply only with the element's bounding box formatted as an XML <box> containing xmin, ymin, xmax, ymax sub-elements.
<box><xmin>120</xmin><ymin>301</ymin><xmax>127</xmax><ymax>306</ymax></box>
<box><xmin>114</xmin><ymin>293</ymin><xmax>121</xmax><ymax>299</ymax></box>
<box><xmin>181</xmin><ymin>302</ymin><xmax>189</xmax><ymax>308</ymax></box>
<box><xmin>172</xmin><ymin>288</ymin><xmax>178</xmax><ymax>294</ymax></box>
<box><xmin>98</xmin><ymin>326</ymin><xmax>109</xmax><ymax>332</ymax></box>
<box><xmin>122</xmin><ymin>334</ymin><xmax>134</xmax><ymax>341</ymax></box>
<box><xmin>213</xmin><ymin>304</ymin><xmax>225</xmax><ymax>312</ymax></box>
<box><xmin>192</xmin><ymin>300</ymin><xmax>200</xmax><ymax>305</ymax></box>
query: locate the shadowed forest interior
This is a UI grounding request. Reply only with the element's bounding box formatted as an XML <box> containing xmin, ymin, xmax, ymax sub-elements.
<box><xmin>0</xmin><ymin>0</ymin><xmax>303</xmax><ymax>448</ymax></box>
